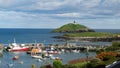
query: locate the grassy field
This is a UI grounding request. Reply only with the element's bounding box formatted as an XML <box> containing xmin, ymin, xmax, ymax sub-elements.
<box><xmin>52</xmin><ymin>23</ymin><xmax>91</xmax><ymax>32</ymax></box>
<box><xmin>64</xmin><ymin>32</ymin><xmax>118</xmax><ymax>37</ymax></box>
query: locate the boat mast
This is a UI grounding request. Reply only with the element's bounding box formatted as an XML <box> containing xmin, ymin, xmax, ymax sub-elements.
<box><xmin>14</xmin><ymin>38</ymin><xmax>16</xmax><ymax>43</ymax></box>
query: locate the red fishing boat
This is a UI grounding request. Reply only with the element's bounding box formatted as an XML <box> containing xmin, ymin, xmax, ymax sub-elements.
<box><xmin>8</xmin><ymin>39</ymin><xmax>29</xmax><ymax>51</ymax></box>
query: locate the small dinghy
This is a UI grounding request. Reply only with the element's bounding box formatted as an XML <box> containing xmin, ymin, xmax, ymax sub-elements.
<box><xmin>12</xmin><ymin>56</ymin><xmax>19</xmax><ymax>60</ymax></box>
<box><xmin>31</xmin><ymin>55</ymin><xmax>42</xmax><ymax>59</ymax></box>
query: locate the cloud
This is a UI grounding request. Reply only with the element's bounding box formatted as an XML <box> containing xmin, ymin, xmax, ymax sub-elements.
<box><xmin>28</xmin><ymin>0</ymin><xmax>64</xmax><ymax>10</ymax></box>
<box><xmin>55</xmin><ymin>12</ymin><xmax>80</xmax><ymax>18</ymax></box>
<box><xmin>0</xmin><ymin>0</ymin><xmax>120</xmax><ymax>28</ymax></box>
<box><xmin>0</xmin><ymin>0</ymin><xmax>25</xmax><ymax>7</ymax></box>
<box><xmin>79</xmin><ymin>0</ymin><xmax>101</xmax><ymax>8</ymax></box>
<box><xmin>0</xmin><ymin>10</ymin><xmax>68</xmax><ymax>28</ymax></box>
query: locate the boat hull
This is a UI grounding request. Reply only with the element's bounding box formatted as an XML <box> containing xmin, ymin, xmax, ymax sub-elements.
<box><xmin>48</xmin><ymin>51</ymin><xmax>61</xmax><ymax>54</ymax></box>
<box><xmin>9</xmin><ymin>48</ymin><xmax>29</xmax><ymax>51</ymax></box>
<box><xmin>31</xmin><ymin>55</ymin><xmax>42</xmax><ymax>59</ymax></box>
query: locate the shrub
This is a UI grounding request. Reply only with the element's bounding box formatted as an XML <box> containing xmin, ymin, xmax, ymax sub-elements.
<box><xmin>46</xmin><ymin>64</ymin><xmax>52</xmax><ymax>68</ymax></box>
<box><xmin>0</xmin><ymin>53</ymin><xmax>3</xmax><ymax>57</ymax></box>
<box><xmin>31</xmin><ymin>64</ymin><xmax>36</xmax><ymax>68</ymax></box>
<box><xmin>112</xmin><ymin>42</ymin><xmax>120</xmax><ymax>47</ymax></box>
<box><xmin>95</xmin><ymin>65</ymin><xmax>105</xmax><ymax>68</ymax></box>
<box><xmin>96</xmin><ymin>52</ymin><xmax>117</xmax><ymax>60</ymax></box>
<box><xmin>102</xmin><ymin>56</ymin><xmax>115</xmax><ymax>61</ymax></box>
<box><xmin>53</xmin><ymin>60</ymin><xmax>62</xmax><ymax>68</ymax></box>
<box><xmin>106</xmin><ymin>42</ymin><xmax>120</xmax><ymax>51</ymax></box>
<box><xmin>62</xmin><ymin>64</ymin><xmax>83</xmax><ymax>68</ymax></box>
<box><xmin>87</xmin><ymin>58</ymin><xmax>105</xmax><ymax>68</ymax></box>
<box><xmin>96</xmin><ymin>49</ymin><xmax>105</xmax><ymax>54</ymax></box>
<box><xmin>40</xmin><ymin>65</ymin><xmax>52</xmax><ymax>68</ymax></box>
<box><xmin>68</xmin><ymin>57</ymin><xmax>93</xmax><ymax>64</ymax></box>
<box><xmin>41</xmin><ymin>53</ymin><xmax>45</xmax><ymax>58</ymax></box>
<box><xmin>116</xmin><ymin>53</ymin><xmax>120</xmax><ymax>57</ymax></box>
<box><xmin>73</xmin><ymin>62</ymin><xmax>87</xmax><ymax>68</ymax></box>
<box><xmin>40</xmin><ymin>65</ymin><xmax>46</xmax><ymax>68</ymax></box>
<box><xmin>62</xmin><ymin>62</ymin><xmax>87</xmax><ymax>68</ymax></box>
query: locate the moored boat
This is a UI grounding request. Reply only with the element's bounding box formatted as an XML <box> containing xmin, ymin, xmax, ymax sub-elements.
<box><xmin>50</xmin><ymin>56</ymin><xmax>62</xmax><ymax>60</ymax></box>
<box><xmin>8</xmin><ymin>44</ymin><xmax>29</xmax><ymax>51</ymax></box>
<box><xmin>31</xmin><ymin>55</ymin><xmax>42</xmax><ymax>59</ymax></box>
<box><xmin>47</xmin><ymin>50</ymin><xmax>61</xmax><ymax>54</ymax></box>
<box><xmin>7</xmin><ymin>39</ymin><xmax>29</xmax><ymax>52</ymax></box>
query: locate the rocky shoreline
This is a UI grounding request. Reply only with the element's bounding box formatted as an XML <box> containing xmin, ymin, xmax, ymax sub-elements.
<box><xmin>52</xmin><ymin>29</ymin><xmax>95</xmax><ymax>33</ymax></box>
<box><xmin>53</xmin><ymin>36</ymin><xmax>120</xmax><ymax>42</ymax></box>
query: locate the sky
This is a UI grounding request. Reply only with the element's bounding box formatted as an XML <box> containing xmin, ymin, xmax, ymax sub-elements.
<box><xmin>0</xmin><ymin>0</ymin><xmax>120</xmax><ymax>29</ymax></box>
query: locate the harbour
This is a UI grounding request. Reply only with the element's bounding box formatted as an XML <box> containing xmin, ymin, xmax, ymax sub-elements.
<box><xmin>0</xmin><ymin>29</ymin><xmax>119</xmax><ymax>68</ymax></box>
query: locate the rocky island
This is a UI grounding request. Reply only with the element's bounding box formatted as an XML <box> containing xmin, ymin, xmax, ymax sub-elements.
<box><xmin>52</xmin><ymin>21</ymin><xmax>94</xmax><ymax>33</ymax></box>
<box><xmin>53</xmin><ymin>21</ymin><xmax>120</xmax><ymax>42</ymax></box>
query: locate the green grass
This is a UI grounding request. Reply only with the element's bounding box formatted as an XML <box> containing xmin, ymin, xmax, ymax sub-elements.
<box><xmin>53</xmin><ymin>23</ymin><xmax>90</xmax><ymax>32</ymax></box>
<box><xmin>105</xmin><ymin>42</ymin><xmax>120</xmax><ymax>51</ymax></box>
<box><xmin>103</xmin><ymin>57</ymin><xmax>120</xmax><ymax>65</ymax></box>
<box><xmin>73</xmin><ymin>62</ymin><xmax>87</xmax><ymax>66</ymax></box>
<box><xmin>64</xmin><ymin>32</ymin><xmax>117</xmax><ymax>37</ymax></box>
<box><xmin>70</xmin><ymin>62</ymin><xmax>88</xmax><ymax>68</ymax></box>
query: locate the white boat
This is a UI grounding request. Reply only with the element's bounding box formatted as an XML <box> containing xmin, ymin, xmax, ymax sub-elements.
<box><xmin>31</xmin><ymin>55</ymin><xmax>47</xmax><ymax>61</ymax></box>
<box><xmin>37</xmin><ymin>59</ymin><xmax>42</xmax><ymax>62</ymax></box>
<box><xmin>45</xmin><ymin>53</ymin><xmax>53</xmax><ymax>58</ymax></box>
<box><xmin>31</xmin><ymin>55</ymin><xmax>42</xmax><ymax>59</ymax></box>
<box><xmin>50</xmin><ymin>56</ymin><xmax>62</xmax><ymax>60</ymax></box>
<box><xmin>72</xmin><ymin>50</ymin><xmax>80</xmax><ymax>53</ymax></box>
<box><xmin>47</xmin><ymin>50</ymin><xmax>61</xmax><ymax>54</ymax></box>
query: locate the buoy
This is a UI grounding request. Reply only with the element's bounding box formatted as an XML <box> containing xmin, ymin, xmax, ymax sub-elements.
<box><xmin>20</xmin><ymin>61</ymin><xmax>24</xmax><ymax>64</ymax></box>
<box><xmin>12</xmin><ymin>56</ymin><xmax>19</xmax><ymax>60</ymax></box>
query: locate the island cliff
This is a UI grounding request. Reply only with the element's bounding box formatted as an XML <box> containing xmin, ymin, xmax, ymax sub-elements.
<box><xmin>52</xmin><ymin>21</ymin><xmax>120</xmax><ymax>42</ymax></box>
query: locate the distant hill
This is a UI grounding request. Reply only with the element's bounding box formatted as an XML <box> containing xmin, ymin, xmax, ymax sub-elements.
<box><xmin>52</xmin><ymin>21</ymin><xmax>94</xmax><ymax>33</ymax></box>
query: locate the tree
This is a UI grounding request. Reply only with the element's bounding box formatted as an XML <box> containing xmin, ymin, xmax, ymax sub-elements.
<box><xmin>41</xmin><ymin>53</ymin><xmax>45</xmax><ymax>58</ymax></box>
<box><xmin>53</xmin><ymin>60</ymin><xmax>62</xmax><ymax>68</ymax></box>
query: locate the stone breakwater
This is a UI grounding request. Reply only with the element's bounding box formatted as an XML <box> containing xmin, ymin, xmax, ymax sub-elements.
<box><xmin>0</xmin><ymin>45</ymin><xmax>4</xmax><ymax>57</ymax></box>
<box><xmin>53</xmin><ymin>36</ymin><xmax>120</xmax><ymax>42</ymax></box>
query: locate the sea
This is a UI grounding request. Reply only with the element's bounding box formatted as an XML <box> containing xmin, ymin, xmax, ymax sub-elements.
<box><xmin>0</xmin><ymin>28</ymin><xmax>63</xmax><ymax>44</ymax></box>
<box><xmin>0</xmin><ymin>29</ymin><xmax>120</xmax><ymax>68</ymax></box>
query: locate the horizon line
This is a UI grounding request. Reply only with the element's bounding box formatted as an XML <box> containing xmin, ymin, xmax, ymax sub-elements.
<box><xmin>0</xmin><ymin>28</ymin><xmax>120</xmax><ymax>29</ymax></box>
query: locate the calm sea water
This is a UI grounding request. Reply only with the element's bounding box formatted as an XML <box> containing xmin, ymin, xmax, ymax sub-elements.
<box><xmin>94</xmin><ymin>29</ymin><xmax>120</xmax><ymax>33</ymax></box>
<box><xmin>0</xmin><ymin>28</ymin><xmax>63</xmax><ymax>44</ymax></box>
<box><xmin>0</xmin><ymin>29</ymin><xmax>119</xmax><ymax>44</ymax></box>
<box><xmin>0</xmin><ymin>29</ymin><xmax>120</xmax><ymax>68</ymax></box>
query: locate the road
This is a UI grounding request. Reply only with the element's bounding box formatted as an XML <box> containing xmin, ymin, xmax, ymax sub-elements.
<box><xmin>106</xmin><ymin>61</ymin><xmax>120</xmax><ymax>68</ymax></box>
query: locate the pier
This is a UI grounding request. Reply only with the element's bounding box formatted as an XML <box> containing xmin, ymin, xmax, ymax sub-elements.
<box><xmin>3</xmin><ymin>41</ymin><xmax>111</xmax><ymax>53</ymax></box>
<box><xmin>0</xmin><ymin>44</ymin><xmax>4</xmax><ymax>57</ymax></box>
<box><xmin>25</xmin><ymin>42</ymin><xmax>110</xmax><ymax>52</ymax></box>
